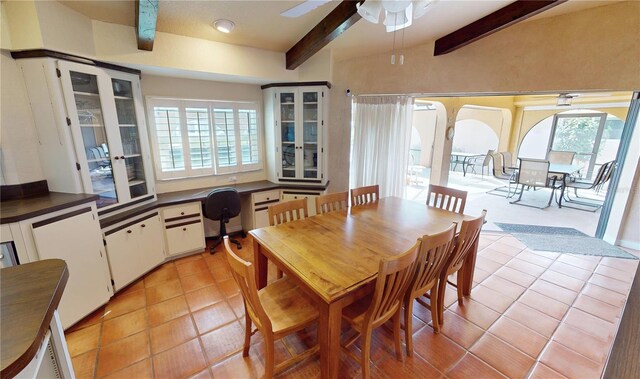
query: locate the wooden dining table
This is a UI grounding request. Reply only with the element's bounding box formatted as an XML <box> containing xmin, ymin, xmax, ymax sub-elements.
<box><xmin>250</xmin><ymin>196</ymin><xmax>477</xmax><ymax>379</ymax></box>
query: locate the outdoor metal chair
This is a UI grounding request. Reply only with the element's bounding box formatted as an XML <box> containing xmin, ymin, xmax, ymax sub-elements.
<box><xmin>562</xmin><ymin>160</ymin><xmax>615</xmax><ymax>212</ymax></box>
<box><xmin>487</xmin><ymin>153</ymin><xmax>517</xmax><ymax>198</ymax></box>
<box><xmin>510</xmin><ymin>159</ymin><xmax>562</xmax><ymax>209</ymax></box>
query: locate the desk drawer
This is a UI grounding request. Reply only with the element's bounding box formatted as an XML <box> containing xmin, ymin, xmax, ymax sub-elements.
<box><xmin>253</xmin><ymin>190</ymin><xmax>280</xmax><ymax>205</ymax></box>
<box><xmin>162</xmin><ymin>203</ymin><xmax>202</xmax><ymax>222</ymax></box>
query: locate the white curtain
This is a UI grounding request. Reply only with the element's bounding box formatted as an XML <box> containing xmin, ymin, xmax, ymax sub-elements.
<box><xmin>350</xmin><ymin>95</ymin><xmax>414</xmax><ymax>198</ymax></box>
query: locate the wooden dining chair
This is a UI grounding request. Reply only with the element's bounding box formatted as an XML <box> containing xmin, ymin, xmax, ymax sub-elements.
<box><xmin>436</xmin><ymin>210</ymin><xmax>487</xmax><ymax>327</ymax></box>
<box><xmin>403</xmin><ymin>224</ymin><xmax>456</xmax><ymax>355</ymax></box>
<box><xmin>350</xmin><ymin>184</ymin><xmax>380</xmax><ymax>206</ymax></box>
<box><xmin>341</xmin><ymin>240</ymin><xmax>420</xmax><ymax>379</ymax></box>
<box><xmin>268</xmin><ymin>198</ymin><xmax>309</xmax><ymax>225</ymax></box>
<box><xmin>223</xmin><ymin>237</ymin><xmax>319</xmax><ymax>378</ymax></box>
<box><xmin>268</xmin><ymin>198</ymin><xmax>309</xmax><ymax>278</ymax></box>
<box><xmin>426</xmin><ymin>184</ymin><xmax>467</xmax><ymax>214</ymax></box>
<box><xmin>315</xmin><ymin>191</ymin><xmax>349</xmax><ymax>214</ymax></box>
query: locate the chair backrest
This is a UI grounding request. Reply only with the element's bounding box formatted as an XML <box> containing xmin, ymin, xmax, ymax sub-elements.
<box><xmin>426</xmin><ymin>184</ymin><xmax>467</xmax><ymax>214</ymax></box>
<box><xmin>517</xmin><ymin>159</ymin><xmax>550</xmax><ymax>187</ymax></box>
<box><xmin>204</xmin><ymin>188</ymin><xmax>241</xmax><ymax>222</ymax></box>
<box><xmin>350</xmin><ymin>185</ymin><xmax>380</xmax><ymax>206</ymax></box>
<box><xmin>315</xmin><ymin>191</ymin><xmax>349</xmax><ymax>214</ymax></box>
<box><xmin>268</xmin><ymin>198</ymin><xmax>309</xmax><ymax>226</ymax></box>
<box><xmin>444</xmin><ymin>210</ymin><xmax>487</xmax><ymax>276</ymax></box>
<box><xmin>481</xmin><ymin>149</ymin><xmax>495</xmax><ymax>167</ymax></box>
<box><xmin>548</xmin><ymin>150</ymin><xmax>576</xmax><ymax>165</ymax></box>
<box><xmin>409</xmin><ymin>224</ymin><xmax>456</xmax><ymax>295</ymax></box>
<box><xmin>600</xmin><ymin>160</ymin><xmax>615</xmax><ymax>185</ymax></box>
<box><xmin>590</xmin><ymin>161</ymin><xmax>613</xmax><ymax>187</ymax></box>
<box><xmin>365</xmin><ymin>240</ymin><xmax>420</xmax><ymax>329</ymax></box>
<box><xmin>223</xmin><ymin>236</ymin><xmax>271</xmax><ymax>332</ymax></box>
<box><xmin>500</xmin><ymin>151</ymin><xmax>513</xmax><ymax>168</ymax></box>
<box><xmin>490</xmin><ymin>153</ymin><xmax>504</xmax><ymax>177</ymax></box>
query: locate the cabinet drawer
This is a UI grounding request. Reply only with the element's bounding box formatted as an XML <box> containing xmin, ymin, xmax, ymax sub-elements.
<box><xmin>165</xmin><ymin>220</ymin><xmax>205</xmax><ymax>256</ymax></box>
<box><xmin>162</xmin><ymin>203</ymin><xmax>202</xmax><ymax>221</ymax></box>
<box><xmin>253</xmin><ymin>190</ymin><xmax>281</xmax><ymax>205</ymax></box>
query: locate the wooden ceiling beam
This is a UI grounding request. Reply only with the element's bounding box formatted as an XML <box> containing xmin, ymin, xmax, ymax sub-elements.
<box><xmin>434</xmin><ymin>0</ymin><xmax>567</xmax><ymax>56</ymax></box>
<box><xmin>286</xmin><ymin>0</ymin><xmax>361</xmax><ymax>70</ymax></box>
<box><xmin>135</xmin><ymin>0</ymin><xmax>158</xmax><ymax>51</ymax></box>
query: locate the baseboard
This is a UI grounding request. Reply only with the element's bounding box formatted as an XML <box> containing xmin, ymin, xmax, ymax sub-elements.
<box><xmin>616</xmin><ymin>239</ymin><xmax>640</xmax><ymax>251</ymax></box>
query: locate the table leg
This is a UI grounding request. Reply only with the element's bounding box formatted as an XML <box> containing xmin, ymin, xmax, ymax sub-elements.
<box><xmin>253</xmin><ymin>239</ymin><xmax>268</xmax><ymax>289</ymax></box>
<box><xmin>557</xmin><ymin>174</ymin><xmax>567</xmax><ymax>208</ymax></box>
<box><xmin>319</xmin><ymin>301</ymin><xmax>342</xmax><ymax>379</ymax></box>
<box><xmin>462</xmin><ymin>157</ymin><xmax>468</xmax><ymax>177</ymax></box>
<box><xmin>461</xmin><ymin>236</ymin><xmax>480</xmax><ymax>296</ymax></box>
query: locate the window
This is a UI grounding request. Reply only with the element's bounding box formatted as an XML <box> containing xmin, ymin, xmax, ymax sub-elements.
<box><xmin>147</xmin><ymin>98</ymin><xmax>261</xmax><ymax>179</ymax></box>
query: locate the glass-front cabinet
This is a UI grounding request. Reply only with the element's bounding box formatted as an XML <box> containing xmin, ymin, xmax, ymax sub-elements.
<box><xmin>58</xmin><ymin>61</ymin><xmax>153</xmax><ymax>209</ymax></box>
<box><xmin>266</xmin><ymin>84</ymin><xmax>328</xmax><ymax>184</ymax></box>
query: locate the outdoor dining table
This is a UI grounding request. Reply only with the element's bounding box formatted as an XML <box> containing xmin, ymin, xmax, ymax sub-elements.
<box><xmin>450</xmin><ymin>152</ymin><xmax>483</xmax><ymax>177</ymax></box>
<box><xmin>509</xmin><ymin>163</ymin><xmax>583</xmax><ymax>207</ymax></box>
<box><xmin>250</xmin><ymin>197</ymin><xmax>476</xmax><ymax>379</ymax></box>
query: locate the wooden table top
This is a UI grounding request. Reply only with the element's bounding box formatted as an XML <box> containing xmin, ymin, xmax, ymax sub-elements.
<box><xmin>250</xmin><ymin>197</ymin><xmax>472</xmax><ymax>304</ymax></box>
<box><xmin>1</xmin><ymin>259</ymin><xmax>69</xmax><ymax>378</ymax></box>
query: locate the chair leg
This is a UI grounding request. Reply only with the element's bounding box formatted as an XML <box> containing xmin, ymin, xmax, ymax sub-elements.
<box><xmin>393</xmin><ymin>310</ymin><xmax>404</xmax><ymax>362</ymax></box>
<box><xmin>437</xmin><ymin>276</ymin><xmax>446</xmax><ymax>326</ymax></box>
<box><xmin>404</xmin><ymin>297</ymin><xmax>414</xmax><ymax>357</ymax></box>
<box><xmin>457</xmin><ymin>278</ymin><xmax>464</xmax><ymax>306</ymax></box>
<box><xmin>430</xmin><ymin>288</ymin><xmax>440</xmax><ymax>334</ymax></box>
<box><xmin>361</xmin><ymin>330</ymin><xmax>372</xmax><ymax>379</ymax></box>
<box><xmin>264</xmin><ymin>337</ymin><xmax>275</xmax><ymax>379</ymax></box>
<box><xmin>276</xmin><ymin>267</ymin><xmax>283</xmax><ymax>279</ymax></box>
<box><xmin>243</xmin><ymin>314</ymin><xmax>252</xmax><ymax>356</ymax></box>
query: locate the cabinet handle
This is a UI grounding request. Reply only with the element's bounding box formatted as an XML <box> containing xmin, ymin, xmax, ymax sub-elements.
<box><xmin>182</xmin><ymin>227</ymin><xmax>187</xmax><ymax>231</ymax></box>
<box><xmin>114</xmin><ymin>156</ymin><xmax>120</xmax><ymax>160</ymax></box>
<box><xmin>141</xmin><ymin>224</ymin><xmax>146</xmax><ymax>228</ymax></box>
<box><xmin>126</xmin><ymin>230</ymin><xmax>132</xmax><ymax>234</ymax></box>
<box><xmin>181</xmin><ymin>212</ymin><xmax>185</xmax><ymax>215</ymax></box>
<box><xmin>120</xmin><ymin>156</ymin><xmax>125</xmax><ymax>160</ymax></box>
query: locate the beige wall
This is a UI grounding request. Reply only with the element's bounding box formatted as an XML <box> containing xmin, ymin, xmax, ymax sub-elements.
<box><xmin>329</xmin><ymin>1</ymin><xmax>640</xmax><ymax>192</ymax></box>
<box><xmin>0</xmin><ymin>51</ymin><xmax>44</xmax><ymax>184</ymax></box>
<box><xmin>618</xmin><ymin>163</ymin><xmax>640</xmax><ymax>248</ymax></box>
<box><xmin>141</xmin><ymin>74</ymin><xmax>268</xmax><ymax>193</ymax></box>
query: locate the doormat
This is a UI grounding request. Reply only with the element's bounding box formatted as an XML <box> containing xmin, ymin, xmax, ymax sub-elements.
<box><xmin>495</xmin><ymin>223</ymin><xmax>589</xmax><ymax>237</ymax></box>
<box><xmin>510</xmin><ymin>233</ymin><xmax>637</xmax><ymax>260</ymax></box>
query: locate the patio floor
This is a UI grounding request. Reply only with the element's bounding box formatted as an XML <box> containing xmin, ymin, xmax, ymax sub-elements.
<box><xmin>405</xmin><ymin>168</ymin><xmax>605</xmax><ymax>236</ymax></box>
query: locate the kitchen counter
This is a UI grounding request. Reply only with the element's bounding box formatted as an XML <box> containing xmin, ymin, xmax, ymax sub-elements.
<box><xmin>0</xmin><ymin>259</ymin><xmax>69</xmax><ymax>378</ymax></box>
<box><xmin>0</xmin><ymin>192</ymin><xmax>99</xmax><ymax>224</ymax></box>
<box><xmin>100</xmin><ymin>180</ymin><xmax>328</xmax><ymax>228</ymax></box>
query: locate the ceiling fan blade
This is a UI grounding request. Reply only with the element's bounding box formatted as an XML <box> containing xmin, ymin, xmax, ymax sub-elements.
<box><xmin>281</xmin><ymin>0</ymin><xmax>332</xmax><ymax>18</ymax></box>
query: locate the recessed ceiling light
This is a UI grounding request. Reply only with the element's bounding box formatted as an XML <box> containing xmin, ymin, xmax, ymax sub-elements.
<box><xmin>213</xmin><ymin>19</ymin><xmax>235</xmax><ymax>33</ymax></box>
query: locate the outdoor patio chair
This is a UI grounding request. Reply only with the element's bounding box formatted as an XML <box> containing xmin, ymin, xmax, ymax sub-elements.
<box><xmin>510</xmin><ymin>159</ymin><xmax>562</xmax><ymax>209</ymax></box>
<box><xmin>468</xmin><ymin>149</ymin><xmax>494</xmax><ymax>177</ymax></box>
<box><xmin>562</xmin><ymin>160</ymin><xmax>615</xmax><ymax>212</ymax></box>
<box><xmin>547</xmin><ymin>150</ymin><xmax>576</xmax><ymax>165</ymax></box>
<box><xmin>487</xmin><ymin>153</ymin><xmax>516</xmax><ymax>198</ymax></box>
<box><xmin>499</xmin><ymin>151</ymin><xmax>515</xmax><ymax>174</ymax></box>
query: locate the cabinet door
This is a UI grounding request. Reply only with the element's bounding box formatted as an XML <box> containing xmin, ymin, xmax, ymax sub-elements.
<box><xmin>32</xmin><ymin>209</ymin><xmax>112</xmax><ymax>329</ymax></box>
<box><xmin>165</xmin><ymin>220</ymin><xmax>205</xmax><ymax>256</ymax></box>
<box><xmin>137</xmin><ymin>214</ymin><xmax>165</xmax><ymax>272</ymax></box>
<box><xmin>58</xmin><ymin>61</ymin><xmax>123</xmax><ymax>208</ymax></box>
<box><xmin>110</xmin><ymin>73</ymin><xmax>150</xmax><ymax>201</ymax></box>
<box><xmin>254</xmin><ymin>208</ymin><xmax>271</xmax><ymax>229</ymax></box>
<box><xmin>278</xmin><ymin>90</ymin><xmax>298</xmax><ymax>179</ymax></box>
<box><xmin>300</xmin><ymin>89</ymin><xmax>322</xmax><ymax>180</ymax></box>
<box><xmin>104</xmin><ymin>223</ymin><xmax>142</xmax><ymax>291</ymax></box>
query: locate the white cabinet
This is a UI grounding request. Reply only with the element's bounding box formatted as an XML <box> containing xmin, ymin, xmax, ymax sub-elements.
<box><xmin>263</xmin><ymin>83</ymin><xmax>329</xmax><ymax>185</ymax></box>
<box><xmin>161</xmin><ymin>202</ymin><xmax>206</xmax><ymax>256</ymax></box>
<box><xmin>104</xmin><ymin>212</ymin><xmax>164</xmax><ymax>291</ymax></box>
<box><xmin>31</xmin><ymin>206</ymin><xmax>113</xmax><ymax>329</ymax></box>
<box><xmin>240</xmin><ymin>189</ymin><xmax>280</xmax><ymax>231</ymax></box>
<box><xmin>17</xmin><ymin>57</ymin><xmax>155</xmax><ymax>212</ymax></box>
<box><xmin>281</xmin><ymin>189</ymin><xmax>324</xmax><ymax>216</ymax></box>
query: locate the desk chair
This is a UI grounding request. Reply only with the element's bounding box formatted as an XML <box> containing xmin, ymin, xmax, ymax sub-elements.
<box><xmin>204</xmin><ymin>187</ymin><xmax>242</xmax><ymax>254</ymax></box>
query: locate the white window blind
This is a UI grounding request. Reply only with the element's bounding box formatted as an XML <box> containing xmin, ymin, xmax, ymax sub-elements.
<box><xmin>147</xmin><ymin>97</ymin><xmax>261</xmax><ymax>179</ymax></box>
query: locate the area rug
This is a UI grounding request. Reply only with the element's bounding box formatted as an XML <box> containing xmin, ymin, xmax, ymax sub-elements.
<box><xmin>495</xmin><ymin>223</ymin><xmax>589</xmax><ymax>237</ymax></box>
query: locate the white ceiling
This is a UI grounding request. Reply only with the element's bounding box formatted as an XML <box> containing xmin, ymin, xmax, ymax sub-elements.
<box><xmin>59</xmin><ymin>0</ymin><xmax>618</xmax><ymax>62</ymax></box>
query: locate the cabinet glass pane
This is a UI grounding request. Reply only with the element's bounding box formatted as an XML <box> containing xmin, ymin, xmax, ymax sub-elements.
<box><xmin>280</xmin><ymin>92</ymin><xmax>296</xmax><ymax>176</ymax></box>
<box><xmin>303</xmin><ymin>91</ymin><xmax>319</xmax><ymax>178</ymax></box>
<box><xmin>71</xmin><ymin>71</ymin><xmax>118</xmax><ymax>207</ymax></box>
<box><xmin>112</xmin><ymin>78</ymin><xmax>147</xmax><ymax>199</ymax></box>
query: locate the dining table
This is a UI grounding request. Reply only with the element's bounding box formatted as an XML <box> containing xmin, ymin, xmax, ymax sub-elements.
<box><xmin>509</xmin><ymin>162</ymin><xmax>583</xmax><ymax>207</ymax></box>
<box><xmin>250</xmin><ymin>196</ymin><xmax>477</xmax><ymax>379</ymax></box>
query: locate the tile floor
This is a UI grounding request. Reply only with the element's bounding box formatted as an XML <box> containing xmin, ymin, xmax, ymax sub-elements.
<box><xmin>65</xmin><ymin>232</ymin><xmax>639</xmax><ymax>378</ymax></box>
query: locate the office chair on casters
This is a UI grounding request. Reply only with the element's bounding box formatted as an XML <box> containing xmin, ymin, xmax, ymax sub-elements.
<box><xmin>204</xmin><ymin>188</ymin><xmax>242</xmax><ymax>254</ymax></box>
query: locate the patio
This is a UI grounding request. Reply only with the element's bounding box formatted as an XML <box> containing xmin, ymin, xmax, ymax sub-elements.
<box><xmin>405</xmin><ymin>168</ymin><xmax>605</xmax><ymax>236</ymax></box>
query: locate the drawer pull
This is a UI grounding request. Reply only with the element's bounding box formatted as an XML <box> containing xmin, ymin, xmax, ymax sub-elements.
<box><xmin>141</xmin><ymin>224</ymin><xmax>146</xmax><ymax>228</ymax></box>
<box><xmin>183</xmin><ymin>227</ymin><xmax>187</xmax><ymax>231</ymax></box>
<box><xmin>181</xmin><ymin>212</ymin><xmax>185</xmax><ymax>215</ymax></box>
<box><xmin>126</xmin><ymin>230</ymin><xmax>132</xmax><ymax>234</ymax></box>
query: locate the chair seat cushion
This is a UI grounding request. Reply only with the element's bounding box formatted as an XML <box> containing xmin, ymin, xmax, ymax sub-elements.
<box><xmin>259</xmin><ymin>276</ymin><xmax>319</xmax><ymax>335</ymax></box>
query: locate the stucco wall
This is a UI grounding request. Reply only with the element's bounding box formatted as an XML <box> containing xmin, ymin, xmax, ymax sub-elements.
<box><xmin>329</xmin><ymin>1</ymin><xmax>640</xmax><ymax>193</ymax></box>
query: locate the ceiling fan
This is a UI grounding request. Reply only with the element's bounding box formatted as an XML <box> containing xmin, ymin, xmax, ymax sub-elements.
<box><xmin>280</xmin><ymin>0</ymin><xmax>333</xmax><ymax>18</ymax></box>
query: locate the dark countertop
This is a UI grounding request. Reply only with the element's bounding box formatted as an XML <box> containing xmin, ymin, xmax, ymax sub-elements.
<box><xmin>1</xmin><ymin>259</ymin><xmax>69</xmax><ymax>378</ymax></box>
<box><xmin>99</xmin><ymin>180</ymin><xmax>328</xmax><ymax>228</ymax></box>
<box><xmin>0</xmin><ymin>192</ymin><xmax>99</xmax><ymax>224</ymax></box>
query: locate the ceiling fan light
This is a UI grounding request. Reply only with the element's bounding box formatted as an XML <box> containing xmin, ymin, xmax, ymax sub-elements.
<box><xmin>383</xmin><ymin>8</ymin><xmax>411</xmax><ymax>32</ymax></box>
<box><xmin>357</xmin><ymin>1</ymin><xmax>383</xmax><ymax>24</ymax></box>
<box><xmin>381</xmin><ymin>0</ymin><xmax>412</xmax><ymax>13</ymax></box>
<box><xmin>213</xmin><ymin>19</ymin><xmax>235</xmax><ymax>33</ymax></box>
<box><xmin>412</xmin><ymin>0</ymin><xmax>435</xmax><ymax>19</ymax></box>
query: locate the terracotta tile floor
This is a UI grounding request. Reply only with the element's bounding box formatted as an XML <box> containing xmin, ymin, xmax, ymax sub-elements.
<box><xmin>65</xmin><ymin>232</ymin><xmax>639</xmax><ymax>378</ymax></box>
